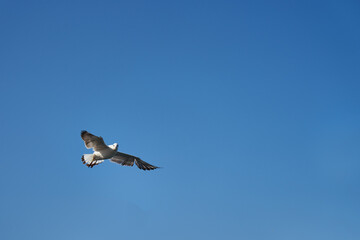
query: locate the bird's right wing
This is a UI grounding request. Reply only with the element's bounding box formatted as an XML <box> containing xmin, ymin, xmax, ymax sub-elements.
<box><xmin>110</xmin><ymin>152</ymin><xmax>158</xmax><ymax>171</ymax></box>
<box><xmin>81</xmin><ymin>130</ymin><xmax>108</xmax><ymax>151</ymax></box>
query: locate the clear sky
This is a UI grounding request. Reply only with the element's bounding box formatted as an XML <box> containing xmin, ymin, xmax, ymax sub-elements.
<box><xmin>0</xmin><ymin>0</ymin><xmax>359</xmax><ymax>239</ymax></box>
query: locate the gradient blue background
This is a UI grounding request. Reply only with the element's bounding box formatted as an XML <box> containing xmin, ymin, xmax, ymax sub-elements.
<box><xmin>1</xmin><ymin>0</ymin><xmax>359</xmax><ymax>239</ymax></box>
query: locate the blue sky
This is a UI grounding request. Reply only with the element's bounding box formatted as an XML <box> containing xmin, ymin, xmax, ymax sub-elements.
<box><xmin>0</xmin><ymin>0</ymin><xmax>359</xmax><ymax>239</ymax></box>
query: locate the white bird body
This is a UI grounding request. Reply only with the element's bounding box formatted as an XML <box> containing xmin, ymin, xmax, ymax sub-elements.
<box><xmin>94</xmin><ymin>149</ymin><xmax>115</xmax><ymax>160</ymax></box>
<box><xmin>93</xmin><ymin>144</ymin><xmax>118</xmax><ymax>160</ymax></box>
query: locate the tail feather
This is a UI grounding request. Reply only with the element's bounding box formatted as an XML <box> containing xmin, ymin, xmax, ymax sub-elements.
<box><xmin>81</xmin><ymin>154</ymin><xmax>104</xmax><ymax>168</ymax></box>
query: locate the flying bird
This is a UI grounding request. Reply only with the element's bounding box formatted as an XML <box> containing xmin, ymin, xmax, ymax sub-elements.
<box><xmin>80</xmin><ymin>130</ymin><xmax>159</xmax><ymax>170</ymax></box>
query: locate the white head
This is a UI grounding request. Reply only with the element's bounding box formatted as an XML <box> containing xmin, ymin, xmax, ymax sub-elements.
<box><xmin>109</xmin><ymin>143</ymin><xmax>118</xmax><ymax>151</ymax></box>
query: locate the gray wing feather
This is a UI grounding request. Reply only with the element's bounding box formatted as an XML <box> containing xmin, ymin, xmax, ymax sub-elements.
<box><xmin>110</xmin><ymin>152</ymin><xmax>158</xmax><ymax>171</ymax></box>
<box><xmin>81</xmin><ymin>130</ymin><xmax>108</xmax><ymax>151</ymax></box>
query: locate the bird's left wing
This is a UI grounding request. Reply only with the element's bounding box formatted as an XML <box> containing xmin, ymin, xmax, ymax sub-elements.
<box><xmin>110</xmin><ymin>152</ymin><xmax>158</xmax><ymax>170</ymax></box>
<box><xmin>81</xmin><ymin>130</ymin><xmax>108</xmax><ymax>151</ymax></box>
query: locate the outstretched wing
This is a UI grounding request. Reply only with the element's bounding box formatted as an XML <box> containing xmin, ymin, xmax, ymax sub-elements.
<box><xmin>110</xmin><ymin>152</ymin><xmax>158</xmax><ymax>171</ymax></box>
<box><xmin>81</xmin><ymin>130</ymin><xmax>108</xmax><ymax>151</ymax></box>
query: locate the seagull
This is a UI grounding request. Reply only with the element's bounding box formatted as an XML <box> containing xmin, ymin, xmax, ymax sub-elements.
<box><xmin>80</xmin><ymin>130</ymin><xmax>159</xmax><ymax>170</ymax></box>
